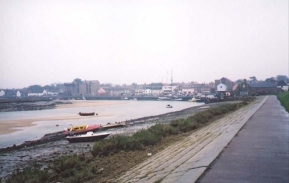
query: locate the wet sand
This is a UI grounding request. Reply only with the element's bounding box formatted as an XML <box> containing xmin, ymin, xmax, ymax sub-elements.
<box><xmin>56</xmin><ymin>100</ymin><xmax>127</xmax><ymax>109</ymax></box>
<box><xmin>0</xmin><ymin>100</ymin><xmax>124</xmax><ymax>135</ymax></box>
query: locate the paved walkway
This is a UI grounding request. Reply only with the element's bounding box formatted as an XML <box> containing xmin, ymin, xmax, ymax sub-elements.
<box><xmin>116</xmin><ymin>96</ymin><xmax>268</xmax><ymax>183</ymax></box>
<box><xmin>197</xmin><ymin>95</ymin><xmax>289</xmax><ymax>183</ymax></box>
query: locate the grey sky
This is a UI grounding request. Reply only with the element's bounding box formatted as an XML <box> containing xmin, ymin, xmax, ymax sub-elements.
<box><xmin>0</xmin><ymin>0</ymin><xmax>288</xmax><ymax>88</ymax></box>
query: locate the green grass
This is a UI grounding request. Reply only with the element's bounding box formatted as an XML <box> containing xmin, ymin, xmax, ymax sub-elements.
<box><xmin>277</xmin><ymin>91</ymin><xmax>289</xmax><ymax>113</ymax></box>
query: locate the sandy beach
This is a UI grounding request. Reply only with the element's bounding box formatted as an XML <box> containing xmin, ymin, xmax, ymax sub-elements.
<box><xmin>0</xmin><ymin>100</ymin><xmax>125</xmax><ymax>135</ymax></box>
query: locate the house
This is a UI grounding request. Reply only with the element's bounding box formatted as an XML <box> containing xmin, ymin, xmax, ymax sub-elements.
<box><xmin>0</xmin><ymin>90</ymin><xmax>5</xmax><ymax>97</ymax></box>
<box><xmin>28</xmin><ymin>90</ymin><xmax>47</xmax><ymax>97</ymax></box>
<box><xmin>16</xmin><ymin>90</ymin><xmax>21</xmax><ymax>98</ymax></box>
<box><xmin>249</xmin><ymin>82</ymin><xmax>276</xmax><ymax>95</ymax></box>
<box><xmin>181</xmin><ymin>86</ymin><xmax>195</xmax><ymax>96</ymax></box>
<box><xmin>215</xmin><ymin>77</ymin><xmax>235</xmax><ymax>99</ymax></box>
<box><xmin>276</xmin><ymin>80</ymin><xmax>289</xmax><ymax>91</ymax></box>
<box><xmin>232</xmin><ymin>79</ymin><xmax>255</xmax><ymax>96</ymax></box>
<box><xmin>97</xmin><ymin>88</ymin><xmax>108</xmax><ymax>95</ymax></box>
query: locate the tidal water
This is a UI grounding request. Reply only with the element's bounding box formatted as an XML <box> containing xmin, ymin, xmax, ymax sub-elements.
<box><xmin>0</xmin><ymin>100</ymin><xmax>203</xmax><ymax>148</ymax></box>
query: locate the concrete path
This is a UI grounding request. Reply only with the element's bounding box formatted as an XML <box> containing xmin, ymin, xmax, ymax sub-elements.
<box><xmin>116</xmin><ymin>96</ymin><xmax>268</xmax><ymax>183</ymax></box>
<box><xmin>197</xmin><ymin>95</ymin><xmax>289</xmax><ymax>183</ymax></box>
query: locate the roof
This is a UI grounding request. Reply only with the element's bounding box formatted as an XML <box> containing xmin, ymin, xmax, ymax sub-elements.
<box><xmin>277</xmin><ymin>80</ymin><xmax>288</xmax><ymax>86</ymax></box>
<box><xmin>249</xmin><ymin>82</ymin><xmax>276</xmax><ymax>88</ymax></box>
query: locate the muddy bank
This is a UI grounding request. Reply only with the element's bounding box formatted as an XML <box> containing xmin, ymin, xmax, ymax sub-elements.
<box><xmin>0</xmin><ymin>101</ymin><xmax>72</xmax><ymax>112</ymax></box>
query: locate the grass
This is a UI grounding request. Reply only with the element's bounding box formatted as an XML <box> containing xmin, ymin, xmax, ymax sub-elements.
<box><xmin>277</xmin><ymin>91</ymin><xmax>289</xmax><ymax>113</ymax></box>
<box><xmin>4</xmin><ymin>97</ymin><xmax>255</xmax><ymax>183</ymax></box>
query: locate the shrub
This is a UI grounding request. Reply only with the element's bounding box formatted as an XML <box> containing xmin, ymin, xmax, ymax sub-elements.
<box><xmin>277</xmin><ymin>91</ymin><xmax>289</xmax><ymax>113</ymax></box>
<box><xmin>149</xmin><ymin>124</ymin><xmax>179</xmax><ymax>137</ymax></box>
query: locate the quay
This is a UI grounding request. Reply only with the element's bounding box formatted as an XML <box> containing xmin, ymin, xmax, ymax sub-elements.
<box><xmin>116</xmin><ymin>95</ymin><xmax>289</xmax><ymax>183</ymax></box>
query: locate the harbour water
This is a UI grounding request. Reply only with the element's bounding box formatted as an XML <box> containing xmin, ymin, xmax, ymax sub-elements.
<box><xmin>0</xmin><ymin>100</ymin><xmax>203</xmax><ymax>149</ymax></box>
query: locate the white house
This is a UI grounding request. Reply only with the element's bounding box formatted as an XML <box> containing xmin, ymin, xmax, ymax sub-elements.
<box><xmin>16</xmin><ymin>90</ymin><xmax>21</xmax><ymax>98</ymax></box>
<box><xmin>144</xmin><ymin>89</ymin><xmax>152</xmax><ymax>95</ymax></box>
<box><xmin>181</xmin><ymin>87</ymin><xmax>195</xmax><ymax>95</ymax></box>
<box><xmin>0</xmin><ymin>90</ymin><xmax>5</xmax><ymax>97</ymax></box>
<box><xmin>28</xmin><ymin>90</ymin><xmax>48</xmax><ymax>96</ymax></box>
<box><xmin>217</xmin><ymin>83</ymin><xmax>228</xmax><ymax>92</ymax></box>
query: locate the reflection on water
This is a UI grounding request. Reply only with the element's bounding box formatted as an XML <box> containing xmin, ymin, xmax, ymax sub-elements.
<box><xmin>0</xmin><ymin>100</ymin><xmax>203</xmax><ymax>148</ymax></box>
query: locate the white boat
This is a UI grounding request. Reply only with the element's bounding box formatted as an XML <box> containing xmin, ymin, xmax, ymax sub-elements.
<box><xmin>66</xmin><ymin>131</ymin><xmax>110</xmax><ymax>142</ymax></box>
<box><xmin>189</xmin><ymin>97</ymin><xmax>197</xmax><ymax>102</ymax></box>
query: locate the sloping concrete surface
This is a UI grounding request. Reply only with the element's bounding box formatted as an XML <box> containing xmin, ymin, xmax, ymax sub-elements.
<box><xmin>197</xmin><ymin>95</ymin><xmax>289</xmax><ymax>183</ymax></box>
<box><xmin>116</xmin><ymin>96</ymin><xmax>268</xmax><ymax>183</ymax></box>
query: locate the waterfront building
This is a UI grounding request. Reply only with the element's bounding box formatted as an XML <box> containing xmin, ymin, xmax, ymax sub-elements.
<box><xmin>64</xmin><ymin>78</ymin><xmax>100</xmax><ymax>96</ymax></box>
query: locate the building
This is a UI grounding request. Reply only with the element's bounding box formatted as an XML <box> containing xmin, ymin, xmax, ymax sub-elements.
<box><xmin>64</xmin><ymin>79</ymin><xmax>100</xmax><ymax>96</ymax></box>
<box><xmin>0</xmin><ymin>90</ymin><xmax>5</xmax><ymax>97</ymax></box>
<box><xmin>249</xmin><ymin>82</ymin><xmax>276</xmax><ymax>95</ymax></box>
<box><xmin>215</xmin><ymin>77</ymin><xmax>236</xmax><ymax>99</ymax></box>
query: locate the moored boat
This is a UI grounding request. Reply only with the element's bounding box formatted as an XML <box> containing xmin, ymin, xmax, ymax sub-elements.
<box><xmin>66</xmin><ymin>131</ymin><xmax>110</xmax><ymax>142</ymax></box>
<box><xmin>78</xmin><ymin>112</ymin><xmax>97</xmax><ymax>116</ymax></box>
<box><xmin>64</xmin><ymin>124</ymin><xmax>101</xmax><ymax>135</ymax></box>
<box><xmin>102</xmin><ymin>121</ymin><xmax>126</xmax><ymax>129</ymax></box>
<box><xmin>166</xmin><ymin>104</ymin><xmax>173</xmax><ymax>108</ymax></box>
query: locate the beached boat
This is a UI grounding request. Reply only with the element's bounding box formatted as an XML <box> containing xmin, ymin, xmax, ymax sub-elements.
<box><xmin>78</xmin><ymin>112</ymin><xmax>97</xmax><ymax>116</ymax></box>
<box><xmin>64</xmin><ymin>124</ymin><xmax>101</xmax><ymax>135</ymax></box>
<box><xmin>166</xmin><ymin>104</ymin><xmax>173</xmax><ymax>108</ymax></box>
<box><xmin>66</xmin><ymin>131</ymin><xmax>110</xmax><ymax>142</ymax></box>
<box><xmin>102</xmin><ymin>122</ymin><xmax>126</xmax><ymax>129</ymax></box>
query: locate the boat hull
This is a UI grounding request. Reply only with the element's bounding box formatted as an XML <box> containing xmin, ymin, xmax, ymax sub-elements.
<box><xmin>102</xmin><ymin>122</ymin><xmax>126</xmax><ymax>129</ymax></box>
<box><xmin>66</xmin><ymin>133</ymin><xmax>110</xmax><ymax>142</ymax></box>
<box><xmin>64</xmin><ymin>124</ymin><xmax>101</xmax><ymax>135</ymax></box>
<box><xmin>78</xmin><ymin>112</ymin><xmax>96</xmax><ymax>116</ymax></box>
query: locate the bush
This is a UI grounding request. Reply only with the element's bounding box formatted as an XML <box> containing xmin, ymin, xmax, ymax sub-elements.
<box><xmin>277</xmin><ymin>91</ymin><xmax>289</xmax><ymax>113</ymax></box>
<box><xmin>149</xmin><ymin>124</ymin><xmax>179</xmax><ymax>137</ymax></box>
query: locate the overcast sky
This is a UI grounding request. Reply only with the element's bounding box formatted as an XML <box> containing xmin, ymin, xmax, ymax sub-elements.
<box><xmin>0</xmin><ymin>0</ymin><xmax>288</xmax><ymax>88</ymax></box>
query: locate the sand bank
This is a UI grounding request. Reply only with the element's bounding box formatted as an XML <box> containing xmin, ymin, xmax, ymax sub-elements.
<box><xmin>56</xmin><ymin>100</ymin><xmax>127</xmax><ymax>109</ymax></box>
<box><xmin>0</xmin><ymin>100</ymin><xmax>125</xmax><ymax>135</ymax></box>
<box><xmin>0</xmin><ymin>114</ymin><xmax>112</xmax><ymax>135</ymax></box>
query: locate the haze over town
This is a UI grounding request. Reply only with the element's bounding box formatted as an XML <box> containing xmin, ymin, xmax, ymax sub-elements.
<box><xmin>0</xmin><ymin>0</ymin><xmax>288</xmax><ymax>89</ymax></box>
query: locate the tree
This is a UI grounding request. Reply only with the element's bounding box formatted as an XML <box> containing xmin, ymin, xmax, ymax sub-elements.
<box><xmin>27</xmin><ymin>85</ymin><xmax>43</xmax><ymax>93</ymax></box>
<box><xmin>265</xmin><ymin>77</ymin><xmax>276</xmax><ymax>83</ymax></box>
<box><xmin>249</xmin><ymin>76</ymin><xmax>257</xmax><ymax>83</ymax></box>
<box><xmin>276</xmin><ymin>75</ymin><xmax>288</xmax><ymax>82</ymax></box>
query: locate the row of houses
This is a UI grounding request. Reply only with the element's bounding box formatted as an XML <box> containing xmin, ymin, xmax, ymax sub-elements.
<box><xmin>63</xmin><ymin>79</ymin><xmax>215</xmax><ymax>97</ymax></box>
<box><xmin>1</xmin><ymin>77</ymin><xmax>288</xmax><ymax>99</ymax></box>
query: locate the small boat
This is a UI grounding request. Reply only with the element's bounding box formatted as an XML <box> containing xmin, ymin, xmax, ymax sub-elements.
<box><xmin>78</xmin><ymin>112</ymin><xmax>97</xmax><ymax>116</ymax></box>
<box><xmin>66</xmin><ymin>131</ymin><xmax>110</xmax><ymax>142</ymax></box>
<box><xmin>102</xmin><ymin>122</ymin><xmax>126</xmax><ymax>129</ymax></box>
<box><xmin>64</xmin><ymin>124</ymin><xmax>101</xmax><ymax>135</ymax></box>
<box><xmin>189</xmin><ymin>97</ymin><xmax>197</xmax><ymax>102</ymax></box>
<box><xmin>166</xmin><ymin>104</ymin><xmax>173</xmax><ymax>108</ymax></box>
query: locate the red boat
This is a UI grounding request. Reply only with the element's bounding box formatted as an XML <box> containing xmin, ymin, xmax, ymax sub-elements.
<box><xmin>64</xmin><ymin>124</ymin><xmax>101</xmax><ymax>135</ymax></box>
<box><xmin>78</xmin><ymin>112</ymin><xmax>97</xmax><ymax>116</ymax></box>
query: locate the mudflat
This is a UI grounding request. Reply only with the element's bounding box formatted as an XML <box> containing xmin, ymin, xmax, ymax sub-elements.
<box><xmin>0</xmin><ymin>100</ymin><xmax>124</xmax><ymax>135</ymax></box>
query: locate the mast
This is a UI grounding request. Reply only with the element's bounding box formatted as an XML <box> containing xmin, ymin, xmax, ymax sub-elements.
<box><xmin>171</xmin><ymin>69</ymin><xmax>173</xmax><ymax>94</ymax></box>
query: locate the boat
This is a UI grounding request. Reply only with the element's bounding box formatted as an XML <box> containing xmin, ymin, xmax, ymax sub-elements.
<box><xmin>102</xmin><ymin>121</ymin><xmax>126</xmax><ymax>129</ymax></box>
<box><xmin>78</xmin><ymin>112</ymin><xmax>97</xmax><ymax>116</ymax></box>
<box><xmin>166</xmin><ymin>104</ymin><xmax>173</xmax><ymax>108</ymax></box>
<box><xmin>158</xmin><ymin>96</ymin><xmax>171</xmax><ymax>100</ymax></box>
<box><xmin>189</xmin><ymin>97</ymin><xmax>197</xmax><ymax>102</ymax></box>
<box><xmin>66</xmin><ymin>131</ymin><xmax>110</xmax><ymax>142</ymax></box>
<box><xmin>64</xmin><ymin>124</ymin><xmax>101</xmax><ymax>135</ymax></box>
